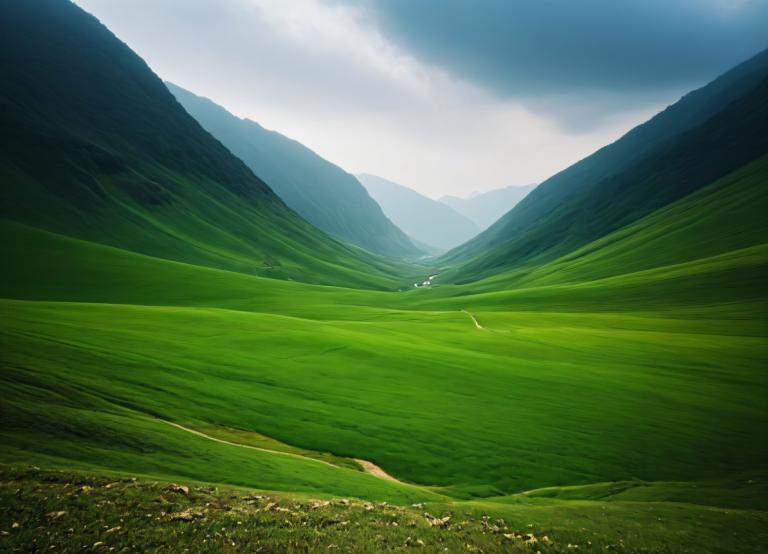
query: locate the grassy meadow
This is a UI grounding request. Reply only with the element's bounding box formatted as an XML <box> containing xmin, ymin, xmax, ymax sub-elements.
<box><xmin>2</xmin><ymin>142</ymin><xmax>767</xmax><ymax>554</ymax></box>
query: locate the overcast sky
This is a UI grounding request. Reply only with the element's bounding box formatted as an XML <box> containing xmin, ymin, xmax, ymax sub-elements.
<box><xmin>75</xmin><ymin>0</ymin><xmax>768</xmax><ymax>198</ymax></box>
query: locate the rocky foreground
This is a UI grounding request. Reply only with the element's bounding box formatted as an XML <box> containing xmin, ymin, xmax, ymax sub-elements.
<box><xmin>0</xmin><ymin>466</ymin><xmax>574</xmax><ymax>553</ymax></box>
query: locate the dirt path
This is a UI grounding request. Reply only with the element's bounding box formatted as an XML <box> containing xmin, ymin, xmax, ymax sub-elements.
<box><xmin>353</xmin><ymin>459</ymin><xmax>400</xmax><ymax>483</ymax></box>
<box><xmin>161</xmin><ymin>420</ymin><xmax>406</xmax><ymax>485</ymax></box>
<box><xmin>461</xmin><ymin>309</ymin><xmax>484</xmax><ymax>330</ymax></box>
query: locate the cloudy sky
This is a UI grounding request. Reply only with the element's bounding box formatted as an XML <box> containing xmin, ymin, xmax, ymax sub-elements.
<box><xmin>75</xmin><ymin>0</ymin><xmax>767</xmax><ymax>198</ymax></box>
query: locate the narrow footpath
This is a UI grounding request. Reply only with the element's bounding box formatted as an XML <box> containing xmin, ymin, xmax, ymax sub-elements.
<box><xmin>461</xmin><ymin>309</ymin><xmax>484</xmax><ymax>330</ymax></box>
<box><xmin>160</xmin><ymin>420</ymin><xmax>406</xmax><ymax>484</ymax></box>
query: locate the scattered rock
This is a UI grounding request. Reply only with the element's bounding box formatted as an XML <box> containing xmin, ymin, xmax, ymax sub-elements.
<box><xmin>405</xmin><ymin>536</ymin><xmax>425</xmax><ymax>547</ymax></box>
<box><xmin>165</xmin><ymin>484</ymin><xmax>189</xmax><ymax>496</ymax></box>
<box><xmin>46</xmin><ymin>511</ymin><xmax>67</xmax><ymax>519</ymax></box>
<box><xmin>426</xmin><ymin>515</ymin><xmax>451</xmax><ymax>528</ymax></box>
<box><xmin>169</xmin><ymin>510</ymin><xmax>202</xmax><ymax>522</ymax></box>
<box><xmin>263</xmin><ymin>502</ymin><xmax>290</xmax><ymax>513</ymax></box>
<box><xmin>504</xmin><ymin>531</ymin><xmax>538</xmax><ymax>544</ymax></box>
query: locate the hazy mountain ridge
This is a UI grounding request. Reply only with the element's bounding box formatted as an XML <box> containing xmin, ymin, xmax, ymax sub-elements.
<box><xmin>167</xmin><ymin>83</ymin><xmax>421</xmax><ymax>258</ymax></box>
<box><xmin>357</xmin><ymin>173</ymin><xmax>480</xmax><ymax>251</ymax></box>
<box><xmin>439</xmin><ymin>183</ymin><xmax>537</xmax><ymax>229</ymax></box>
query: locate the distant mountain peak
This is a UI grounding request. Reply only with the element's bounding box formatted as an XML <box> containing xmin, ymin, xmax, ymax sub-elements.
<box><xmin>438</xmin><ymin>183</ymin><xmax>538</xmax><ymax>229</ymax></box>
<box><xmin>357</xmin><ymin>174</ymin><xmax>480</xmax><ymax>251</ymax></box>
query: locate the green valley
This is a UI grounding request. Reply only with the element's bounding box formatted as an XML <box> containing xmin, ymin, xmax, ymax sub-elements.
<box><xmin>1</xmin><ymin>1</ymin><xmax>766</xmax><ymax>552</ymax></box>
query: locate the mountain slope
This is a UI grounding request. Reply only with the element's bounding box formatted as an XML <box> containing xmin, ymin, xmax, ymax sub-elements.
<box><xmin>418</xmin><ymin>155</ymin><xmax>768</xmax><ymax>313</ymax></box>
<box><xmin>443</xmin><ymin>48</ymin><xmax>768</xmax><ymax>281</ymax></box>
<box><xmin>492</xmin><ymin>155</ymin><xmax>768</xmax><ymax>292</ymax></box>
<box><xmin>439</xmin><ymin>183</ymin><xmax>537</xmax><ymax>229</ymax></box>
<box><xmin>167</xmin><ymin>83</ymin><xmax>420</xmax><ymax>258</ymax></box>
<box><xmin>357</xmin><ymin>174</ymin><xmax>480</xmax><ymax>251</ymax></box>
<box><xmin>0</xmin><ymin>0</ymin><xmax>413</xmax><ymax>289</ymax></box>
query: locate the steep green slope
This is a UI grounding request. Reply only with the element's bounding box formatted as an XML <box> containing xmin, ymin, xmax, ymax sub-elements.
<box><xmin>167</xmin><ymin>83</ymin><xmax>420</xmax><ymax>258</ymax></box>
<box><xmin>439</xmin><ymin>183</ymin><xmax>537</xmax><ymax>229</ymax></box>
<box><xmin>466</xmin><ymin>155</ymin><xmax>768</xmax><ymax>292</ymax></box>
<box><xmin>358</xmin><ymin>173</ymin><xmax>480</xmax><ymax>251</ymax></box>
<box><xmin>5</xmin><ymin>147</ymin><xmax>766</xmax><ymax>315</ymax></box>
<box><xmin>444</xmin><ymin>48</ymin><xmax>768</xmax><ymax>281</ymax></box>
<box><xmin>413</xmin><ymin>157</ymin><xmax>768</xmax><ymax>319</ymax></box>
<box><xmin>5</xmin><ymin>145</ymin><xmax>766</xmax><ymax>316</ymax></box>
<box><xmin>0</xmin><ymin>0</ymin><xmax>414</xmax><ymax>289</ymax></box>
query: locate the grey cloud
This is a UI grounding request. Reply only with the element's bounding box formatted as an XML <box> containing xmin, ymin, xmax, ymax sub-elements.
<box><xmin>73</xmin><ymin>0</ymin><xmax>762</xmax><ymax>196</ymax></box>
<box><xmin>345</xmin><ymin>0</ymin><xmax>768</xmax><ymax>96</ymax></box>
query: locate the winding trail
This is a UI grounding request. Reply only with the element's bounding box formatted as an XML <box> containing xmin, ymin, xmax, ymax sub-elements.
<box><xmin>161</xmin><ymin>420</ymin><xmax>405</xmax><ymax>484</ymax></box>
<box><xmin>461</xmin><ymin>309</ymin><xmax>484</xmax><ymax>330</ymax></box>
<box><xmin>353</xmin><ymin>459</ymin><xmax>400</xmax><ymax>483</ymax></box>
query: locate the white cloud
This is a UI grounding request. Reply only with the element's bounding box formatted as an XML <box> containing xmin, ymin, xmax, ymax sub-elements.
<box><xmin>75</xmin><ymin>0</ymin><xmax>673</xmax><ymax>197</ymax></box>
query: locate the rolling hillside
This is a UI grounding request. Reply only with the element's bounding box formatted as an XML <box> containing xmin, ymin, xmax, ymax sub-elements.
<box><xmin>443</xmin><ymin>48</ymin><xmax>768</xmax><ymax>281</ymax></box>
<box><xmin>2</xmin><ymin>150</ymin><xmax>765</xmax><ymax>513</ymax></box>
<box><xmin>357</xmin><ymin>173</ymin><xmax>480</xmax><ymax>251</ymax></box>
<box><xmin>167</xmin><ymin>83</ymin><xmax>421</xmax><ymax>258</ymax></box>
<box><xmin>439</xmin><ymin>183</ymin><xmax>537</xmax><ymax>229</ymax></box>
<box><xmin>0</xmin><ymin>0</ymin><xmax>415</xmax><ymax>289</ymax></box>
<box><xmin>3</xmin><ymin>154</ymin><xmax>766</xmax><ymax>496</ymax></box>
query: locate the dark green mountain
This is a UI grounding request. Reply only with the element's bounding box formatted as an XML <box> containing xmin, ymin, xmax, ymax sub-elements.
<box><xmin>357</xmin><ymin>174</ymin><xmax>480</xmax><ymax>251</ymax></box>
<box><xmin>0</xmin><ymin>0</ymin><xmax>413</xmax><ymax>289</ymax></box>
<box><xmin>439</xmin><ymin>183</ymin><xmax>537</xmax><ymax>229</ymax></box>
<box><xmin>443</xmin><ymin>48</ymin><xmax>768</xmax><ymax>281</ymax></box>
<box><xmin>166</xmin><ymin>83</ymin><xmax>420</xmax><ymax>258</ymax></box>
